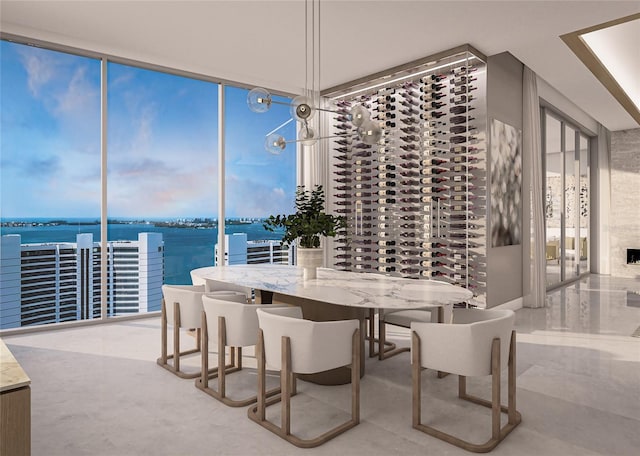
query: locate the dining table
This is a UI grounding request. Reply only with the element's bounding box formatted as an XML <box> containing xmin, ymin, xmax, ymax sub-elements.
<box><xmin>190</xmin><ymin>264</ymin><xmax>474</xmax><ymax>385</ymax></box>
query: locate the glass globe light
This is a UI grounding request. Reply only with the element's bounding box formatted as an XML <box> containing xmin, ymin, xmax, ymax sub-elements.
<box><xmin>350</xmin><ymin>104</ymin><xmax>370</xmax><ymax>127</ymax></box>
<box><xmin>265</xmin><ymin>133</ymin><xmax>287</xmax><ymax>155</ymax></box>
<box><xmin>290</xmin><ymin>95</ymin><xmax>315</xmax><ymax>121</ymax></box>
<box><xmin>358</xmin><ymin>120</ymin><xmax>382</xmax><ymax>145</ymax></box>
<box><xmin>299</xmin><ymin>124</ymin><xmax>318</xmax><ymax>147</ymax></box>
<box><xmin>247</xmin><ymin>87</ymin><xmax>272</xmax><ymax>113</ymax></box>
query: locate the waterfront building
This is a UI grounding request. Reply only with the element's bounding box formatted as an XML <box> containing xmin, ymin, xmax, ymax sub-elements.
<box><xmin>0</xmin><ymin>233</ymin><xmax>164</xmax><ymax>329</ymax></box>
<box><xmin>215</xmin><ymin>233</ymin><xmax>294</xmax><ymax>266</ymax></box>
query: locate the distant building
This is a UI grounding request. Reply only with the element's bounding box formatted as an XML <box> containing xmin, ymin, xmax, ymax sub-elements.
<box><xmin>215</xmin><ymin>233</ymin><xmax>294</xmax><ymax>266</ymax></box>
<box><xmin>0</xmin><ymin>233</ymin><xmax>163</xmax><ymax>329</ymax></box>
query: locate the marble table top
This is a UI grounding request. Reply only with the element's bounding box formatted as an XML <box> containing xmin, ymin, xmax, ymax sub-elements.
<box><xmin>191</xmin><ymin>265</ymin><xmax>473</xmax><ymax>310</ymax></box>
<box><xmin>0</xmin><ymin>338</ymin><xmax>31</xmax><ymax>392</ymax></box>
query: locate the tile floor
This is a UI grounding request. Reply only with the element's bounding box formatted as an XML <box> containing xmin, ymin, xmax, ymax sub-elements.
<box><xmin>3</xmin><ymin>273</ymin><xmax>639</xmax><ymax>455</ymax></box>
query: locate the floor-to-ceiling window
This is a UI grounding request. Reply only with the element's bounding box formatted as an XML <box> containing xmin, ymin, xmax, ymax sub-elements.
<box><xmin>0</xmin><ymin>38</ymin><xmax>298</xmax><ymax>329</ymax></box>
<box><xmin>0</xmin><ymin>41</ymin><xmax>101</xmax><ymax>328</ymax></box>
<box><xmin>222</xmin><ymin>86</ymin><xmax>296</xmax><ymax>264</ymax></box>
<box><xmin>107</xmin><ymin>62</ymin><xmax>219</xmax><ymax>314</ymax></box>
<box><xmin>543</xmin><ymin>109</ymin><xmax>591</xmax><ymax>289</ymax></box>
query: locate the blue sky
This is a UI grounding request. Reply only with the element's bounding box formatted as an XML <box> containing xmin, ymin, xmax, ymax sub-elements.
<box><xmin>1</xmin><ymin>40</ymin><xmax>296</xmax><ymax>219</ymax></box>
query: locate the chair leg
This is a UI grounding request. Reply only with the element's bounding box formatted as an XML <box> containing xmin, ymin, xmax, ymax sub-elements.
<box><xmin>413</xmin><ymin>335</ymin><xmax>522</xmax><ymax>453</ymax></box>
<box><xmin>491</xmin><ymin>338</ymin><xmax>500</xmax><ymax>441</ymax></box>
<box><xmin>290</xmin><ymin>372</ymin><xmax>297</xmax><ymax>396</ymax></box>
<box><xmin>508</xmin><ymin>331</ymin><xmax>518</xmax><ymax>425</ymax></box>
<box><xmin>173</xmin><ymin>302</ymin><xmax>180</xmax><ymax>372</ymax></box>
<box><xmin>491</xmin><ymin>338</ymin><xmax>501</xmax><ymax>441</ymax></box>
<box><xmin>412</xmin><ymin>331</ymin><xmax>421</xmax><ymax>428</ymax></box>
<box><xmin>160</xmin><ymin>299</ymin><xmax>167</xmax><ymax>364</ymax></box>
<box><xmin>352</xmin><ymin>328</ymin><xmax>360</xmax><ymax>424</ymax></box>
<box><xmin>378</xmin><ymin>318</ymin><xmax>406</xmax><ymax>360</ymax></box>
<box><xmin>156</xmin><ymin>301</ymin><xmax>202</xmax><ymax>379</ymax></box>
<box><xmin>195</xmin><ymin>319</ymin><xmax>275</xmax><ymax>407</ymax></box>
<box><xmin>201</xmin><ymin>311</ymin><xmax>209</xmax><ymax>389</ymax></box>
<box><xmin>218</xmin><ymin>316</ymin><xmax>227</xmax><ymax>399</ymax></box>
<box><xmin>257</xmin><ymin>329</ymin><xmax>266</xmax><ymax>421</ymax></box>
<box><xmin>247</xmin><ymin>329</ymin><xmax>361</xmax><ymax>448</ymax></box>
<box><xmin>236</xmin><ymin>347</ymin><xmax>243</xmax><ymax>370</ymax></box>
<box><xmin>368</xmin><ymin>309</ymin><xmax>376</xmax><ymax>358</ymax></box>
<box><xmin>436</xmin><ymin>307</ymin><xmax>449</xmax><ymax>379</ymax></box>
<box><xmin>281</xmin><ymin>336</ymin><xmax>292</xmax><ymax>436</ymax></box>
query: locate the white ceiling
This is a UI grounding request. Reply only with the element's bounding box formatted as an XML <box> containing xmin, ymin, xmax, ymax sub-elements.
<box><xmin>1</xmin><ymin>0</ymin><xmax>639</xmax><ymax>131</ymax></box>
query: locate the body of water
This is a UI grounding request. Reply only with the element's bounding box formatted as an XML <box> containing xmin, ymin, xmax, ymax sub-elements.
<box><xmin>1</xmin><ymin>219</ymin><xmax>285</xmax><ymax>284</ymax></box>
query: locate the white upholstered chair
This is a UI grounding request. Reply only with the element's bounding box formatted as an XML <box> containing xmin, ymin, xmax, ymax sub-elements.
<box><xmin>189</xmin><ymin>270</ymin><xmax>252</xmax><ymax>303</ymax></box>
<box><xmin>205</xmin><ymin>278</ymin><xmax>252</xmax><ymax>303</ymax></box>
<box><xmin>377</xmin><ymin>306</ymin><xmax>449</xmax><ymax>360</ymax></box>
<box><xmin>248</xmin><ymin>307</ymin><xmax>361</xmax><ymax>448</ymax></box>
<box><xmin>157</xmin><ymin>285</ymin><xmax>246</xmax><ymax>379</ymax></box>
<box><xmin>411</xmin><ymin>308</ymin><xmax>521</xmax><ymax>453</ymax></box>
<box><xmin>196</xmin><ymin>296</ymin><xmax>285</xmax><ymax>407</ymax></box>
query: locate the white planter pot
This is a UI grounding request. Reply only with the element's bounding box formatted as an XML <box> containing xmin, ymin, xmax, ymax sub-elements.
<box><xmin>297</xmin><ymin>247</ymin><xmax>323</xmax><ymax>280</ymax></box>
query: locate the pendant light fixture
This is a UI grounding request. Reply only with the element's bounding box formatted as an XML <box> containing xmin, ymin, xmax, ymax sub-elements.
<box><xmin>247</xmin><ymin>0</ymin><xmax>380</xmax><ymax>154</ymax></box>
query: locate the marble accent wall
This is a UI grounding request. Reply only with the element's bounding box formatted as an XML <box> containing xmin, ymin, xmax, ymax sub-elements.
<box><xmin>610</xmin><ymin>128</ymin><xmax>640</xmax><ymax>278</ymax></box>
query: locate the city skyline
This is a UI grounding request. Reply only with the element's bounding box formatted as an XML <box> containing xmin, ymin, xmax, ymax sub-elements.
<box><xmin>1</xmin><ymin>40</ymin><xmax>296</xmax><ymax>220</ymax></box>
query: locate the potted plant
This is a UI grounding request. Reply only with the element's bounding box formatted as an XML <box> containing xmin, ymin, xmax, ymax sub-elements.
<box><xmin>263</xmin><ymin>185</ymin><xmax>345</xmax><ymax>279</ymax></box>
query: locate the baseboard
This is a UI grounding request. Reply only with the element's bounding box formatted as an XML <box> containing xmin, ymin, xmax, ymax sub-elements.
<box><xmin>493</xmin><ymin>297</ymin><xmax>524</xmax><ymax>311</ymax></box>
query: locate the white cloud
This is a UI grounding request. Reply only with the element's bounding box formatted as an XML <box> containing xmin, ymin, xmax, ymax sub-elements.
<box><xmin>54</xmin><ymin>66</ymin><xmax>99</xmax><ymax>116</ymax></box>
<box><xmin>19</xmin><ymin>48</ymin><xmax>56</xmax><ymax>97</ymax></box>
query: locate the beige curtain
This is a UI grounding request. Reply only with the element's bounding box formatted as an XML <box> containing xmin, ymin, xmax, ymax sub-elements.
<box><xmin>523</xmin><ymin>67</ymin><xmax>546</xmax><ymax>308</ymax></box>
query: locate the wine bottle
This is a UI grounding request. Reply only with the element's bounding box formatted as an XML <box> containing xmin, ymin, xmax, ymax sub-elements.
<box><xmin>420</xmin><ymin>82</ymin><xmax>445</xmax><ymax>92</ymax></box>
<box><xmin>449</xmin><ymin>115</ymin><xmax>475</xmax><ymax>125</ymax></box>
<box><xmin>400</xmin><ymin>107</ymin><xmax>419</xmax><ymax>116</ymax></box>
<box><xmin>400</xmin><ymin>134</ymin><xmax>419</xmax><ymax>143</ymax></box>
<box><xmin>400</xmin><ymin>125</ymin><xmax>420</xmax><ymax>134</ymax></box>
<box><xmin>450</xmin><ymin>94</ymin><xmax>474</xmax><ymax>105</ymax></box>
<box><xmin>450</xmin><ymin>75</ymin><xmax>477</xmax><ymax>85</ymax></box>
<box><xmin>400</xmin><ymin>90</ymin><xmax>419</xmax><ymax>100</ymax></box>
<box><xmin>400</xmin><ymin>98</ymin><xmax>419</xmax><ymax>107</ymax></box>
<box><xmin>421</xmin><ymin>111</ymin><xmax>446</xmax><ymax>119</ymax></box>
<box><xmin>450</xmin><ymin>66</ymin><xmax>478</xmax><ymax>77</ymax></box>
<box><xmin>420</xmin><ymin>92</ymin><xmax>446</xmax><ymax>102</ymax></box>
<box><xmin>421</xmin><ymin>101</ymin><xmax>445</xmax><ymax>110</ymax></box>
<box><xmin>399</xmin><ymin>117</ymin><xmax>418</xmax><ymax>125</ymax></box>
<box><xmin>421</xmin><ymin>186</ymin><xmax>448</xmax><ymax>194</ymax></box>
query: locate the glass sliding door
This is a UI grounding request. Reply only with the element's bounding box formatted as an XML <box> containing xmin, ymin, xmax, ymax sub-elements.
<box><xmin>579</xmin><ymin>135</ymin><xmax>589</xmax><ymax>274</ymax></box>
<box><xmin>564</xmin><ymin>126</ymin><xmax>578</xmax><ymax>280</ymax></box>
<box><xmin>0</xmin><ymin>41</ymin><xmax>101</xmax><ymax>328</ymax></box>
<box><xmin>107</xmin><ymin>62</ymin><xmax>218</xmax><ymax>315</ymax></box>
<box><xmin>545</xmin><ymin>114</ymin><xmax>562</xmax><ymax>286</ymax></box>
<box><xmin>543</xmin><ymin>109</ymin><xmax>591</xmax><ymax>289</ymax></box>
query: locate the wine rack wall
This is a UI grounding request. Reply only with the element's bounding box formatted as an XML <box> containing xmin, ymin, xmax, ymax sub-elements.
<box><xmin>329</xmin><ymin>50</ymin><xmax>487</xmax><ymax>303</ymax></box>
